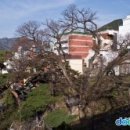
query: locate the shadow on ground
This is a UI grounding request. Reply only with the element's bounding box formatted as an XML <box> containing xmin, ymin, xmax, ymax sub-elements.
<box><xmin>54</xmin><ymin>105</ymin><xmax>130</xmax><ymax>130</ymax></box>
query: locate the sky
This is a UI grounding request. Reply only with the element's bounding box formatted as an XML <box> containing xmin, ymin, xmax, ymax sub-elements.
<box><xmin>0</xmin><ymin>0</ymin><xmax>130</xmax><ymax>38</ymax></box>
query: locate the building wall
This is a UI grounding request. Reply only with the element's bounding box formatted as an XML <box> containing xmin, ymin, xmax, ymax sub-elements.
<box><xmin>69</xmin><ymin>34</ymin><xmax>93</xmax><ymax>58</ymax></box>
<box><xmin>68</xmin><ymin>59</ymin><xmax>83</xmax><ymax>73</ymax></box>
<box><xmin>119</xmin><ymin>15</ymin><xmax>130</xmax><ymax>37</ymax></box>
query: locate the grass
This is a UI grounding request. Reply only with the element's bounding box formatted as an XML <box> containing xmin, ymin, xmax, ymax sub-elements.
<box><xmin>19</xmin><ymin>84</ymin><xmax>58</xmax><ymax>120</ymax></box>
<box><xmin>45</xmin><ymin>109</ymin><xmax>76</xmax><ymax>128</ymax></box>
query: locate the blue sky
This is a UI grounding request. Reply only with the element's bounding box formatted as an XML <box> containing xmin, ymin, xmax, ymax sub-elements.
<box><xmin>0</xmin><ymin>0</ymin><xmax>130</xmax><ymax>38</ymax></box>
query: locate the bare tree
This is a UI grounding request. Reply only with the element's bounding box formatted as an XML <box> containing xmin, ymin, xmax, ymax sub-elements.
<box><xmin>61</xmin><ymin>4</ymin><xmax>78</xmax><ymax>32</ymax></box>
<box><xmin>61</xmin><ymin>5</ymin><xmax>98</xmax><ymax>37</ymax></box>
<box><xmin>43</xmin><ymin>20</ymin><xmax>76</xmax><ymax>91</ymax></box>
<box><xmin>17</xmin><ymin>21</ymin><xmax>40</xmax><ymax>43</ymax></box>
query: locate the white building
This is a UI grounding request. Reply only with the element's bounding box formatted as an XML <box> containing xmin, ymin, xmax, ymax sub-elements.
<box><xmin>119</xmin><ymin>15</ymin><xmax>130</xmax><ymax>37</ymax></box>
<box><xmin>53</xmin><ymin>33</ymin><xmax>94</xmax><ymax>74</ymax></box>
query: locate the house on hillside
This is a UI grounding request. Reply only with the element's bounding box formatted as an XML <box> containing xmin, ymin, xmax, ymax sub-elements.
<box><xmin>84</xmin><ymin>30</ymin><xmax>120</xmax><ymax>75</ymax></box>
<box><xmin>87</xmin><ymin>16</ymin><xmax>130</xmax><ymax>76</ymax></box>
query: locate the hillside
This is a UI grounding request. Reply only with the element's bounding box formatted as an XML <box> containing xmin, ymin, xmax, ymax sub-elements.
<box><xmin>98</xmin><ymin>19</ymin><xmax>123</xmax><ymax>31</ymax></box>
<box><xmin>0</xmin><ymin>38</ymin><xmax>17</xmax><ymax>50</ymax></box>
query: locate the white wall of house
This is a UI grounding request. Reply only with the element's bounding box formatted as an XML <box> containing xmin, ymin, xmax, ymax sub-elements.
<box><xmin>84</xmin><ymin>49</ymin><xmax>95</xmax><ymax>68</ymax></box>
<box><xmin>114</xmin><ymin>66</ymin><xmax>120</xmax><ymax>76</ymax></box>
<box><xmin>1</xmin><ymin>69</ymin><xmax>8</xmax><ymax>74</ymax></box>
<box><xmin>100</xmin><ymin>50</ymin><xmax>118</xmax><ymax>66</ymax></box>
<box><xmin>119</xmin><ymin>15</ymin><xmax>130</xmax><ymax>37</ymax></box>
<box><xmin>68</xmin><ymin>59</ymin><xmax>83</xmax><ymax>73</ymax></box>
